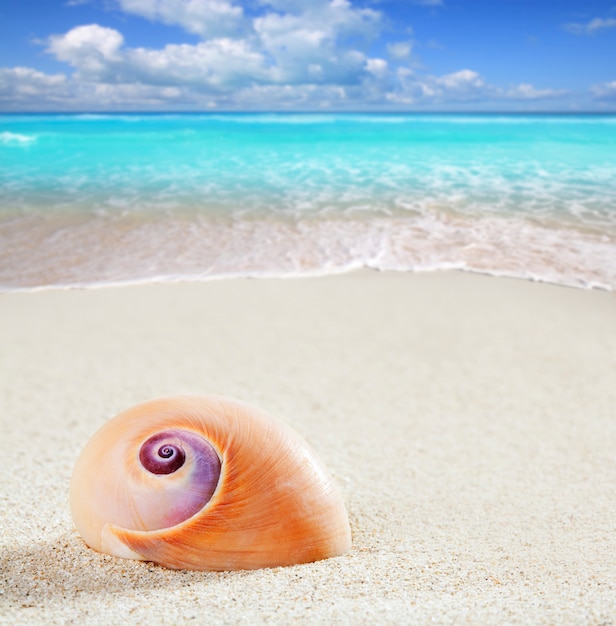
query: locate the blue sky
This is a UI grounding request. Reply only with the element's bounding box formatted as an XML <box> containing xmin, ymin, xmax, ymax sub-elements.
<box><xmin>0</xmin><ymin>0</ymin><xmax>615</xmax><ymax>111</ymax></box>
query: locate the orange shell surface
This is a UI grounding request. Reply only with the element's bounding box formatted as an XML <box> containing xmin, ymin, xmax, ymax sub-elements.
<box><xmin>70</xmin><ymin>395</ymin><xmax>352</xmax><ymax>570</ymax></box>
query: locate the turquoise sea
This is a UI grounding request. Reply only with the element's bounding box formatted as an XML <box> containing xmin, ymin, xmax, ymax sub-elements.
<box><xmin>1</xmin><ymin>113</ymin><xmax>615</xmax><ymax>290</ymax></box>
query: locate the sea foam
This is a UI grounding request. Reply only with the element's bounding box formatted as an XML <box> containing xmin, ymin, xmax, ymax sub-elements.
<box><xmin>0</xmin><ymin>131</ymin><xmax>36</xmax><ymax>144</ymax></box>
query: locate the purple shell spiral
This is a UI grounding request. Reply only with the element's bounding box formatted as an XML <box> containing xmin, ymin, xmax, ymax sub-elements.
<box><xmin>138</xmin><ymin>430</ymin><xmax>222</xmax><ymax>528</ymax></box>
<box><xmin>140</xmin><ymin>432</ymin><xmax>187</xmax><ymax>474</ymax></box>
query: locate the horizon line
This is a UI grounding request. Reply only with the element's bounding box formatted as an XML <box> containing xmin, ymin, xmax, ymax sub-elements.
<box><xmin>2</xmin><ymin>110</ymin><xmax>616</xmax><ymax>115</ymax></box>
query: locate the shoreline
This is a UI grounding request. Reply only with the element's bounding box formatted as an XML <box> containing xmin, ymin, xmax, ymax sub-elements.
<box><xmin>1</xmin><ymin>270</ymin><xmax>615</xmax><ymax>624</ymax></box>
<box><xmin>1</xmin><ymin>264</ymin><xmax>614</xmax><ymax>295</ymax></box>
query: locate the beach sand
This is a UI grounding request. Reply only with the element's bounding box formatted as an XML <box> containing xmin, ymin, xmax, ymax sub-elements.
<box><xmin>1</xmin><ymin>271</ymin><xmax>615</xmax><ymax>625</ymax></box>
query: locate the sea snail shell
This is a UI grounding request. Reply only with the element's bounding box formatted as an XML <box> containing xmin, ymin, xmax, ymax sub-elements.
<box><xmin>70</xmin><ymin>395</ymin><xmax>352</xmax><ymax>570</ymax></box>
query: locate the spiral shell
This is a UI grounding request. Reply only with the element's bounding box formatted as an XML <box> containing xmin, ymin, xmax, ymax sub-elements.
<box><xmin>70</xmin><ymin>395</ymin><xmax>351</xmax><ymax>570</ymax></box>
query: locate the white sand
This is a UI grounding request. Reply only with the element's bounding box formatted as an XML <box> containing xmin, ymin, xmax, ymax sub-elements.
<box><xmin>1</xmin><ymin>271</ymin><xmax>615</xmax><ymax>625</ymax></box>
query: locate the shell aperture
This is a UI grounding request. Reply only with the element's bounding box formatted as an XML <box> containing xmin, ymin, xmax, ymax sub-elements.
<box><xmin>70</xmin><ymin>395</ymin><xmax>352</xmax><ymax>570</ymax></box>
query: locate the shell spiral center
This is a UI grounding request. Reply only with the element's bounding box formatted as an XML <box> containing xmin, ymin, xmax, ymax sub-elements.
<box><xmin>140</xmin><ymin>434</ymin><xmax>187</xmax><ymax>474</ymax></box>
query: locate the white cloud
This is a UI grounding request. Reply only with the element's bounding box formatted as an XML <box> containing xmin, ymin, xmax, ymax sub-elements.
<box><xmin>0</xmin><ymin>60</ymin><xmax>573</xmax><ymax>111</ymax></box>
<box><xmin>115</xmin><ymin>0</ymin><xmax>246</xmax><ymax>39</ymax></box>
<box><xmin>0</xmin><ymin>1</ymin><xmax>577</xmax><ymax>111</ymax></box>
<box><xmin>253</xmin><ymin>0</ymin><xmax>380</xmax><ymax>85</ymax></box>
<box><xmin>0</xmin><ymin>67</ymin><xmax>68</xmax><ymax>105</ymax></box>
<box><xmin>256</xmin><ymin>0</ymin><xmax>381</xmax><ymax>42</ymax></box>
<box><xmin>387</xmin><ymin>41</ymin><xmax>413</xmax><ymax>59</ymax></box>
<box><xmin>128</xmin><ymin>39</ymin><xmax>269</xmax><ymax>88</ymax></box>
<box><xmin>387</xmin><ymin>68</ymin><xmax>485</xmax><ymax>105</ymax></box>
<box><xmin>44</xmin><ymin>17</ymin><xmax>378</xmax><ymax>89</ymax></box>
<box><xmin>591</xmin><ymin>81</ymin><xmax>616</xmax><ymax>101</ymax></box>
<box><xmin>48</xmin><ymin>24</ymin><xmax>124</xmax><ymax>76</ymax></box>
<box><xmin>84</xmin><ymin>82</ymin><xmax>188</xmax><ymax>105</ymax></box>
<box><xmin>436</xmin><ymin>69</ymin><xmax>483</xmax><ymax>90</ymax></box>
<box><xmin>0</xmin><ymin>65</ymin><xmax>216</xmax><ymax>110</ymax></box>
<box><xmin>50</xmin><ymin>24</ymin><xmax>124</xmax><ymax>60</ymax></box>
<box><xmin>365</xmin><ymin>58</ymin><xmax>388</xmax><ymax>78</ymax></box>
<box><xmin>505</xmin><ymin>84</ymin><xmax>566</xmax><ymax>100</ymax></box>
<box><xmin>386</xmin><ymin>69</ymin><xmax>568</xmax><ymax>107</ymax></box>
<box><xmin>0</xmin><ymin>66</ymin><xmax>66</xmax><ymax>88</ymax></box>
<box><xmin>564</xmin><ymin>17</ymin><xmax>616</xmax><ymax>35</ymax></box>
<box><xmin>228</xmin><ymin>83</ymin><xmax>351</xmax><ymax>110</ymax></box>
<box><xmin>66</xmin><ymin>0</ymin><xmax>384</xmax><ymax>90</ymax></box>
<box><xmin>47</xmin><ymin>25</ymin><xmax>271</xmax><ymax>87</ymax></box>
<box><xmin>397</xmin><ymin>69</ymin><xmax>485</xmax><ymax>102</ymax></box>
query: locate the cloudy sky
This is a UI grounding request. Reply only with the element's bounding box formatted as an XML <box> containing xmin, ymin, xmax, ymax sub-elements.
<box><xmin>1</xmin><ymin>0</ymin><xmax>615</xmax><ymax>111</ymax></box>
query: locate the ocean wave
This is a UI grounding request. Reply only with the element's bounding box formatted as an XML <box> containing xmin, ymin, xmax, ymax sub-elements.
<box><xmin>1</xmin><ymin>211</ymin><xmax>613</xmax><ymax>292</ymax></box>
<box><xmin>1</xmin><ymin>113</ymin><xmax>614</xmax><ymax>291</ymax></box>
<box><xmin>0</xmin><ymin>131</ymin><xmax>37</xmax><ymax>145</ymax></box>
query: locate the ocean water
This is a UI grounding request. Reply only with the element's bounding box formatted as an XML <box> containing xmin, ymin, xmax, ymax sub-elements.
<box><xmin>1</xmin><ymin>113</ymin><xmax>615</xmax><ymax>291</ymax></box>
